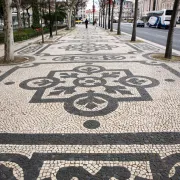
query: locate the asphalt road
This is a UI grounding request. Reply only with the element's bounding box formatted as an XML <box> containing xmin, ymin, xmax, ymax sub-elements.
<box><xmin>113</xmin><ymin>23</ymin><xmax>180</xmax><ymax>51</ymax></box>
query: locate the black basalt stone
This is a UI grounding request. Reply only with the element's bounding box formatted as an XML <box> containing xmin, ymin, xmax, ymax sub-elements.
<box><xmin>83</xmin><ymin>120</ymin><xmax>100</xmax><ymax>129</ymax></box>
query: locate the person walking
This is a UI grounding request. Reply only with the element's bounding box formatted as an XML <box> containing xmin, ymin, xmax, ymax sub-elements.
<box><xmin>85</xmin><ymin>19</ymin><xmax>88</xmax><ymax>29</ymax></box>
<box><xmin>94</xmin><ymin>19</ymin><xmax>97</xmax><ymax>29</ymax></box>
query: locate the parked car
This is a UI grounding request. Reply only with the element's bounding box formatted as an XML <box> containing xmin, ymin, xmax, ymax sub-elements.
<box><xmin>112</xmin><ymin>19</ymin><xmax>117</xmax><ymax>23</ymax></box>
<box><xmin>137</xmin><ymin>20</ymin><xmax>145</xmax><ymax>27</ymax></box>
<box><xmin>75</xmin><ymin>20</ymin><xmax>83</xmax><ymax>24</ymax></box>
<box><xmin>113</xmin><ymin>17</ymin><xmax>118</xmax><ymax>23</ymax></box>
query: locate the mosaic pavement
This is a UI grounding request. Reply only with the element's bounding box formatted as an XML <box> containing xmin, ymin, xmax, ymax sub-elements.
<box><xmin>0</xmin><ymin>25</ymin><xmax>180</xmax><ymax>180</ymax></box>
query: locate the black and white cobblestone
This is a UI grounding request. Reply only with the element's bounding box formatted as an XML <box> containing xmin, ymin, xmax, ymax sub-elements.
<box><xmin>0</xmin><ymin>25</ymin><xmax>180</xmax><ymax>179</ymax></box>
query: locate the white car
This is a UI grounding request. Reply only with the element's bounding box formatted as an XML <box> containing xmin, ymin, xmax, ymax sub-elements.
<box><xmin>113</xmin><ymin>17</ymin><xmax>118</xmax><ymax>23</ymax></box>
<box><xmin>137</xmin><ymin>20</ymin><xmax>145</xmax><ymax>27</ymax></box>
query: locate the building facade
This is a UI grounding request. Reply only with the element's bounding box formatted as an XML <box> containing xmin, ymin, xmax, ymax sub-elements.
<box><xmin>139</xmin><ymin>0</ymin><xmax>180</xmax><ymax>18</ymax></box>
<box><xmin>114</xmin><ymin>0</ymin><xmax>134</xmax><ymax>19</ymax></box>
<box><xmin>85</xmin><ymin>9</ymin><xmax>99</xmax><ymax>23</ymax></box>
<box><xmin>77</xmin><ymin>6</ymin><xmax>87</xmax><ymax>20</ymax></box>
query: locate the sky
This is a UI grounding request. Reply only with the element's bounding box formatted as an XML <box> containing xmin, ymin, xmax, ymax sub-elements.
<box><xmin>86</xmin><ymin>0</ymin><xmax>99</xmax><ymax>10</ymax></box>
<box><xmin>86</xmin><ymin>0</ymin><xmax>135</xmax><ymax>11</ymax></box>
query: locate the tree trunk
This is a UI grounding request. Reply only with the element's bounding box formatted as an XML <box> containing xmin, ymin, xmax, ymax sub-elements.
<box><xmin>99</xmin><ymin>10</ymin><xmax>100</xmax><ymax>26</ymax></box>
<box><xmin>131</xmin><ymin>0</ymin><xmax>138</xmax><ymax>41</ymax></box>
<box><xmin>117</xmin><ymin>0</ymin><xmax>123</xmax><ymax>35</ymax></box>
<box><xmin>101</xmin><ymin>10</ymin><xmax>103</xmax><ymax>27</ymax></box>
<box><xmin>3</xmin><ymin>0</ymin><xmax>14</xmax><ymax>62</ymax></box>
<box><xmin>110</xmin><ymin>0</ymin><xmax>115</xmax><ymax>32</ymax></box>
<box><xmin>15</xmin><ymin>0</ymin><xmax>23</xmax><ymax>29</ymax></box>
<box><xmin>108</xmin><ymin>0</ymin><xmax>111</xmax><ymax>29</ymax></box>
<box><xmin>48</xmin><ymin>0</ymin><xmax>53</xmax><ymax>38</ymax></box>
<box><xmin>165</xmin><ymin>0</ymin><xmax>179</xmax><ymax>59</ymax></box>
<box><xmin>67</xmin><ymin>9</ymin><xmax>72</xmax><ymax>30</ymax></box>
<box><xmin>55</xmin><ymin>0</ymin><xmax>58</xmax><ymax>35</ymax></box>
<box><xmin>26</xmin><ymin>9</ymin><xmax>31</xmax><ymax>28</ymax></box>
<box><xmin>22</xmin><ymin>9</ymin><xmax>25</xmax><ymax>28</ymax></box>
<box><xmin>73</xmin><ymin>8</ymin><xmax>77</xmax><ymax>27</ymax></box>
<box><xmin>72</xmin><ymin>15</ymin><xmax>75</xmax><ymax>27</ymax></box>
<box><xmin>40</xmin><ymin>0</ymin><xmax>44</xmax><ymax>43</ymax></box>
<box><xmin>105</xmin><ymin>5</ymin><xmax>108</xmax><ymax>29</ymax></box>
<box><xmin>103</xmin><ymin>9</ymin><xmax>104</xmax><ymax>28</ymax></box>
<box><xmin>40</xmin><ymin>17</ymin><xmax>44</xmax><ymax>43</ymax></box>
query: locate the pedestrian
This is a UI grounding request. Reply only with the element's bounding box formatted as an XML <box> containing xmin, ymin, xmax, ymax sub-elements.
<box><xmin>94</xmin><ymin>19</ymin><xmax>97</xmax><ymax>29</ymax></box>
<box><xmin>85</xmin><ymin>19</ymin><xmax>88</xmax><ymax>29</ymax></box>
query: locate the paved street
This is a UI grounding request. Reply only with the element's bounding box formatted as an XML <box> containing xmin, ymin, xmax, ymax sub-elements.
<box><xmin>113</xmin><ymin>23</ymin><xmax>180</xmax><ymax>51</ymax></box>
<box><xmin>0</xmin><ymin>25</ymin><xmax>180</xmax><ymax>179</ymax></box>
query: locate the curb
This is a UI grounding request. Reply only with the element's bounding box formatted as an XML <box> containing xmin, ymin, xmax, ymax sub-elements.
<box><xmin>121</xmin><ymin>31</ymin><xmax>180</xmax><ymax>55</ymax></box>
<box><xmin>109</xmin><ymin>28</ymin><xmax>180</xmax><ymax>56</ymax></box>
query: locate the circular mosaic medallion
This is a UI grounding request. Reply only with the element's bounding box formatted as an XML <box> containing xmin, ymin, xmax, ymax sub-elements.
<box><xmin>83</xmin><ymin>120</ymin><xmax>100</xmax><ymax>129</ymax></box>
<box><xmin>119</xmin><ymin>76</ymin><xmax>160</xmax><ymax>88</ymax></box>
<box><xmin>19</xmin><ymin>77</ymin><xmax>60</xmax><ymax>90</ymax></box>
<box><xmin>73</xmin><ymin>77</ymin><xmax>106</xmax><ymax>87</ymax></box>
<box><xmin>64</xmin><ymin>92</ymin><xmax>118</xmax><ymax>117</ymax></box>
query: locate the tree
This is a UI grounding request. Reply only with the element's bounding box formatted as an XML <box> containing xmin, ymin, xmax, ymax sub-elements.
<box><xmin>0</xmin><ymin>0</ymin><xmax>4</xmax><ymax>18</ymax></box>
<box><xmin>100</xmin><ymin>9</ymin><xmax>103</xmax><ymax>27</ymax></box>
<box><xmin>165</xmin><ymin>0</ymin><xmax>179</xmax><ymax>59</ymax></box>
<box><xmin>31</xmin><ymin>0</ymin><xmax>40</xmax><ymax>28</ymax></box>
<box><xmin>101</xmin><ymin>0</ymin><xmax>105</xmax><ymax>28</ymax></box>
<box><xmin>117</xmin><ymin>0</ymin><xmax>123</xmax><ymax>35</ymax></box>
<box><xmin>42</xmin><ymin>5</ymin><xmax>66</xmax><ymax>27</ymax></box>
<box><xmin>48</xmin><ymin>0</ymin><xmax>53</xmax><ymax>37</ymax></box>
<box><xmin>99</xmin><ymin>0</ymin><xmax>106</xmax><ymax>28</ymax></box>
<box><xmin>110</xmin><ymin>0</ymin><xmax>115</xmax><ymax>32</ymax></box>
<box><xmin>73</xmin><ymin>0</ymin><xmax>86</xmax><ymax>27</ymax></box>
<box><xmin>103</xmin><ymin>7</ymin><xmax>105</xmax><ymax>28</ymax></box>
<box><xmin>99</xmin><ymin>9</ymin><xmax>100</xmax><ymax>26</ymax></box>
<box><xmin>55</xmin><ymin>0</ymin><xmax>57</xmax><ymax>35</ymax></box>
<box><xmin>105</xmin><ymin>4</ymin><xmax>108</xmax><ymax>29</ymax></box>
<box><xmin>108</xmin><ymin>0</ymin><xmax>110</xmax><ymax>29</ymax></box>
<box><xmin>13</xmin><ymin>0</ymin><xmax>23</xmax><ymax>29</ymax></box>
<box><xmin>65</xmin><ymin>0</ymin><xmax>78</xmax><ymax>30</ymax></box>
<box><xmin>3</xmin><ymin>0</ymin><xmax>14</xmax><ymax>62</ymax></box>
<box><xmin>131</xmin><ymin>0</ymin><xmax>138</xmax><ymax>41</ymax></box>
<box><xmin>39</xmin><ymin>0</ymin><xmax>45</xmax><ymax>43</ymax></box>
<box><xmin>21</xmin><ymin>0</ymin><xmax>31</xmax><ymax>28</ymax></box>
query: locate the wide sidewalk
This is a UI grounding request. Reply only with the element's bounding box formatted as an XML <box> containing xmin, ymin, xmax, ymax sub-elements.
<box><xmin>0</xmin><ymin>24</ymin><xmax>180</xmax><ymax>179</ymax></box>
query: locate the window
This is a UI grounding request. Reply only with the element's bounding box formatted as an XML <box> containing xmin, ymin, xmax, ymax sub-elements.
<box><xmin>166</xmin><ymin>10</ymin><xmax>173</xmax><ymax>15</ymax></box>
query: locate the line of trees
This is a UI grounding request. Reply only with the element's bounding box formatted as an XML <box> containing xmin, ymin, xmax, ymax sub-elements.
<box><xmin>98</xmin><ymin>0</ymin><xmax>180</xmax><ymax>59</ymax></box>
<box><xmin>1</xmin><ymin>0</ymin><xmax>87</xmax><ymax>63</ymax></box>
